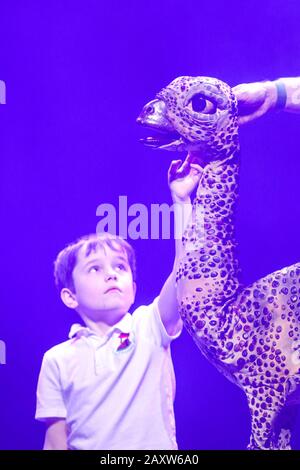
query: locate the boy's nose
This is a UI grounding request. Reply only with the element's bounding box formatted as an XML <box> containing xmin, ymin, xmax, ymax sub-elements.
<box><xmin>105</xmin><ymin>272</ymin><xmax>117</xmax><ymax>281</ymax></box>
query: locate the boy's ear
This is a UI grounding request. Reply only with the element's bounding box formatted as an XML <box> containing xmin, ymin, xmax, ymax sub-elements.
<box><xmin>60</xmin><ymin>288</ymin><xmax>78</xmax><ymax>309</ymax></box>
<box><xmin>132</xmin><ymin>281</ymin><xmax>137</xmax><ymax>299</ymax></box>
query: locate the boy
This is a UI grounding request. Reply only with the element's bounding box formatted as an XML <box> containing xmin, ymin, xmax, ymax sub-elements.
<box><xmin>35</xmin><ymin>158</ymin><xmax>202</xmax><ymax>450</ymax></box>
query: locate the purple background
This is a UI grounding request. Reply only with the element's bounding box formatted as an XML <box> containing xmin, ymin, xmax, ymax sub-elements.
<box><xmin>1</xmin><ymin>0</ymin><xmax>300</xmax><ymax>450</ymax></box>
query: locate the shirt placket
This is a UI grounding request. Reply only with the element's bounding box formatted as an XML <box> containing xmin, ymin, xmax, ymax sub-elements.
<box><xmin>90</xmin><ymin>334</ymin><xmax>112</xmax><ymax>375</ymax></box>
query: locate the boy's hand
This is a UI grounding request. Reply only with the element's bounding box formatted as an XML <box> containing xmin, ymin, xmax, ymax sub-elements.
<box><xmin>168</xmin><ymin>156</ymin><xmax>202</xmax><ymax>203</ymax></box>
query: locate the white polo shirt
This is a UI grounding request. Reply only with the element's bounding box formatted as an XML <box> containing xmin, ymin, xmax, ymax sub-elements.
<box><xmin>35</xmin><ymin>297</ymin><xmax>182</xmax><ymax>450</ymax></box>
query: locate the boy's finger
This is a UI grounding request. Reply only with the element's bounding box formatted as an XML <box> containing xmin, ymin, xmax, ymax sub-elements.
<box><xmin>181</xmin><ymin>161</ymin><xmax>190</xmax><ymax>169</ymax></box>
<box><xmin>168</xmin><ymin>160</ymin><xmax>182</xmax><ymax>173</ymax></box>
<box><xmin>190</xmin><ymin>163</ymin><xmax>203</xmax><ymax>173</ymax></box>
<box><xmin>168</xmin><ymin>160</ymin><xmax>182</xmax><ymax>180</ymax></box>
<box><xmin>178</xmin><ymin>161</ymin><xmax>190</xmax><ymax>176</ymax></box>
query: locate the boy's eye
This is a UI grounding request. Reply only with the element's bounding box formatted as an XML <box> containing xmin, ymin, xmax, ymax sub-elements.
<box><xmin>89</xmin><ymin>266</ymin><xmax>101</xmax><ymax>273</ymax></box>
<box><xmin>116</xmin><ymin>263</ymin><xmax>126</xmax><ymax>271</ymax></box>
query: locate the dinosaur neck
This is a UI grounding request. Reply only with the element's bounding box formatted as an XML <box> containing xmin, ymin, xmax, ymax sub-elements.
<box><xmin>189</xmin><ymin>143</ymin><xmax>240</xmax><ymax>167</ymax></box>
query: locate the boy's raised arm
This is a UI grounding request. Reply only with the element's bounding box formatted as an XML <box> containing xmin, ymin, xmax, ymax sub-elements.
<box><xmin>158</xmin><ymin>157</ymin><xmax>202</xmax><ymax>336</ymax></box>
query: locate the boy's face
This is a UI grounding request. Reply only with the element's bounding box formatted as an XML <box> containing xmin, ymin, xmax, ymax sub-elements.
<box><xmin>62</xmin><ymin>243</ymin><xmax>136</xmax><ymax>322</ymax></box>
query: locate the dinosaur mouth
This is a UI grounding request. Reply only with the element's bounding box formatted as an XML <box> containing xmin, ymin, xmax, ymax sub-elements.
<box><xmin>137</xmin><ymin>98</ymin><xmax>183</xmax><ymax>150</ymax></box>
<box><xmin>139</xmin><ymin>125</ymin><xmax>181</xmax><ymax>148</ymax></box>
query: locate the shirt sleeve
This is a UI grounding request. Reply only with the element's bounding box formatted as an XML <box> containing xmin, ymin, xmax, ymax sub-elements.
<box><xmin>35</xmin><ymin>351</ymin><xmax>67</xmax><ymax>421</ymax></box>
<box><xmin>133</xmin><ymin>296</ymin><xmax>182</xmax><ymax>348</ymax></box>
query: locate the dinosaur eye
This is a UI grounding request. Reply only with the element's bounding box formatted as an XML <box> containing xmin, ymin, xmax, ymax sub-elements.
<box><xmin>190</xmin><ymin>93</ymin><xmax>216</xmax><ymax>114</ymax></box>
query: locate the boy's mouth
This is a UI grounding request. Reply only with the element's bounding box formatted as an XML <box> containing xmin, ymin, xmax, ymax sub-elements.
<box><xmin>105</xmin><ymin>287</ymin><xmax>122</xmax><ymax>294</ymax></box>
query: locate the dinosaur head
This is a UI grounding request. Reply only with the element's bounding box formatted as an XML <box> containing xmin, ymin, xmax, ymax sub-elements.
<box><xmin>137</xmin><ymin>76</ymin><xmax>239</xmax><ymax>159</ymax></box>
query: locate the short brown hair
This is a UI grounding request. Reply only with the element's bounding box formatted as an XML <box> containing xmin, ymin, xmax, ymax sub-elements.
<box><xmin>54</xmin><ymin>233</ymin><xmax>137</xmax><ymax>293</ymax></box>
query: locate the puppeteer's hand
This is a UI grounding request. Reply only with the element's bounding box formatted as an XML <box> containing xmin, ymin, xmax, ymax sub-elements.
<box><xmin>233</xmin><ymin>81</ymin><xmax>277</xmax><ymax>125</ymax></box>
<box><xmin>168</xmin><ymin>155</ymin><xmax>202</xmax><ymax>203</ymax></box>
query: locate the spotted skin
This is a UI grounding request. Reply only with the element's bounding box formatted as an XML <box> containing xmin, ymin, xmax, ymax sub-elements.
<box><xmin>141</xmin><ymin>76</ymin><xmax>300</xmax><ymax>449</ymax></box>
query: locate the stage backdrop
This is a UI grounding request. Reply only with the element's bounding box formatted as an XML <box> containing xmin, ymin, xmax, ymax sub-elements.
<box><xmin>1</xmin><ymin>0</ymin><xmax>300</xmax><ymax>450</ymax></box>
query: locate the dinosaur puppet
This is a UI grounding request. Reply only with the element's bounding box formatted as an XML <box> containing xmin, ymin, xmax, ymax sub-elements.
<box><xmin>137</xmin><ymin>76</ymin><xmax>300</xmax><ymax>449</ymax></box>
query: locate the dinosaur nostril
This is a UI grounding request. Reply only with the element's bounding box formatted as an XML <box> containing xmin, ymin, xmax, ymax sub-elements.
<box><xmin>146</xmin><ymin>105</ymin><xmax>154</xmax><ymax>115</ymax></box>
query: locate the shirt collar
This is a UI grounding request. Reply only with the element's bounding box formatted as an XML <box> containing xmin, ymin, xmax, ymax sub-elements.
<box><xmin>68</xmin><ymin>312</ymin><xmax>133</xmax><ymax>340</ymax></box>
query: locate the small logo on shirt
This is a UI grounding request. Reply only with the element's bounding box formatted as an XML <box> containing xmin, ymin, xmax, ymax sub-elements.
<box><xmin>116</xmin><ymin>333</ymin><xmax>131</xmax><ymax>352</ymax></box>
